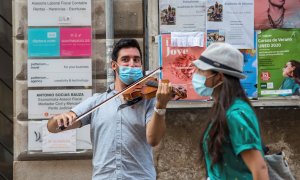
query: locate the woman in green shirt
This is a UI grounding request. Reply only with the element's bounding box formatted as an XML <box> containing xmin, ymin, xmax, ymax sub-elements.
<box><xmin>192</xmin><ymin>43</ymin><xmax>269</xmax><ymax>180</ymax></box>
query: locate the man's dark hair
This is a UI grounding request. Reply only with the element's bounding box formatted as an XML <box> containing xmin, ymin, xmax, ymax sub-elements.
<box><xmin>111</xmin><ymin>38</ymin><xmax>142</xmax><ymax>61</ymax></box>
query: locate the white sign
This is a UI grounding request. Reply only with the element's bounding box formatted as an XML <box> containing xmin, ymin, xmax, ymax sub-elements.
<box><xmin>159</xmin><ymin>0</ymin><xmax>206</xmax><ymax>33</ymax></box>
<box><xmin>28</xmin><ymin>0</ymin><xmax>91</xmax><ymax>26</ymax></box>
<box><xmin>171</xmin><ymin>32</ymin><xmax>205</xmax><ymax>47</ymax></box>
<box><xmin>42</xmin><ymin>120</ymin><xmax>76</xmax><ymax>152</ymax></box>
<box><xmin>28</xmin><ymin>89</ymin><xmax>92</xmax><ymax>119</ymax></box>
<box><xmin>28</xmin><ymin>121</ymin><xmax>92</xmax><ymax>151</ymax></box>
<box><xmin>28</xmin><ymin>121</ymin><xmax>45</xmax><ymax>151</ymax></box>
<box><xmin>28</xmin><ymin>59</ymin><xmax>92</xmax><ymax>87</ymax></box>
<box><xmin>206</xmin><ymin>0</ymin><xmax>254</xmax><ymax>49</ymax></box>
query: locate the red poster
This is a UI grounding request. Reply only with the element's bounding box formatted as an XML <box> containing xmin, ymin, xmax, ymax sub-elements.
<box><xmin>159</xmin><ymin>34</ymin><xmax>209</xmax><ymax>100</ymax></box>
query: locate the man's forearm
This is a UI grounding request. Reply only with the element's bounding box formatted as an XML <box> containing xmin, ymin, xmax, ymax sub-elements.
<box><xmin>146</xmin><ymin>112</ymin><xmax>166</xmax><ymax>146</ymax></box>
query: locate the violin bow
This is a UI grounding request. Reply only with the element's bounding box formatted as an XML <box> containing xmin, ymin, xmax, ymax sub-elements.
<box><xmin>57</xmin><ymin>67</ymin><xmax>162</xmax><ymax>130</ymax></box>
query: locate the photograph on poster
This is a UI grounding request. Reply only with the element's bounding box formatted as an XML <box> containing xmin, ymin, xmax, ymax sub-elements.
<box><xmin>207</xmin><ymin>1</ymin><xmax>223</xmax><ymax>21</ymax></box>
<box><xmin>207</xmin><ymin>29</ymin><xmax>225</xmax><ymax>47</ymax></box>
<box><xmin>279</xmin><ymin>60</ymin><xmax>300</xmax><ymax>95</ymax></box>
<box><xmin>255</xmin><ymin>0</ymin><xmax>300</xmax><ymax>29</ymax></box>
<box><xmin>160</xmin><ymin>4</ymin><xmax>176</xmax><ymax>25</ymax></box>
<box><xmin>159</xmin><ymin>0</ymin><xmax>206</xmax><ymax>33</ymax></box>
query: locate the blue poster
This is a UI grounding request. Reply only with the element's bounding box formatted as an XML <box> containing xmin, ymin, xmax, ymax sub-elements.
<box><xmin>240</xmin><ymin>49</ymin><xmax>258</xmax><ymax>99</ymax></box>
<box><xmin>28</xmin><ymin>28</ymin><xmax>60</xmax><ymax>57</ymax></box>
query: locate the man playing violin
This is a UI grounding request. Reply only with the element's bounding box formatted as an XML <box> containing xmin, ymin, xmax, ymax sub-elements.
<box><xmin>47</xmin><ymin>38</ymin><xmax>173</xmax><ymax>179</ymax></box>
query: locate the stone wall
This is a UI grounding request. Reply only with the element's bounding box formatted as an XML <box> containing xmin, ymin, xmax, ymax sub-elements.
<box><xmin>154</xmin><ymin>108</ymin><xmax>300</xmax><ymax>179</ymax></box>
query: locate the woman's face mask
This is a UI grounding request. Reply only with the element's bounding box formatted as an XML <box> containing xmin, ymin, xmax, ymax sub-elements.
<box><xmin>117</xmin><ymin>65</ymin><xmax>143</xmax><ymax>85</ymax></box>
<box><xmin>192</xmin><ymin>73</ymin><xmax>218</xmax><ymax>97</ymax></box>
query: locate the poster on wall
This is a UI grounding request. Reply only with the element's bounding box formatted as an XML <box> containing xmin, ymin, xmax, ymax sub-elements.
<box><xmin>28</xmin><ymin>0</ymin><xmax>91</xmax><ymax>26</ymax></box>
<box><xmin>60</xmin><ymin>27</ymin><xmax>92</xmax><ymax>57</ymax></box>
<box><xmin>255</xmin><ymin>0</ymin><xmax>300</xmax><ymax>30</ymax></box>
<box><xmin>28</xmin><ymin>28</ymin><xmax>60</xmax><ymax>57</ymax></box>
<box><xmin>159</xmin><ymin>0</ymin><xmax>206</xmax><ymax>33</ymax></box>
<box><xmin>28</xmin><ymin>59</ymin><xmax>92</xmax><ymax>87</ymax></box>
<box><xmin>257</xmin><ymin>29</ymin><xmax>300</xmax><ymax>97</ymax></box>
<box><xmin>206</xmin><ymin>0</ymin><xmax>254</xmax><ymax>49</ymax></box>
<box><xmin>240</xmin><ymin>49</ymin><xmax>258</xmax><ymax>99</ymax></box>
<box><xmin>28</xmin><ymin>89</ymin><xmax>92</xmax><ymax>119</ymax></box>
<box><xmin>159</xmin><ymin>34</ymin><xmax>209</xmax><ymax>101</ymax></box>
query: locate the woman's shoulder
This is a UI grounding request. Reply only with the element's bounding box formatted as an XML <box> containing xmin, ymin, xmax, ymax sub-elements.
<box><xmin>226</xmin><ymin>98</ymin><xmax>255</xmax><ymax>119</ymax></box>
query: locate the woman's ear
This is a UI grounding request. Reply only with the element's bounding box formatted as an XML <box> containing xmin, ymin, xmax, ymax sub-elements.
<box><xmin>216</xmin><ymin>72</ymin><xmax>224</xmax><ymax>82</ymax></box>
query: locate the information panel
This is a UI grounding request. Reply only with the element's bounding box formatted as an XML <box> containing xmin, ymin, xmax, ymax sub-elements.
<box><xmin>28</xmin><ymin>0</ymin><xmax>92</xmax><ymax>26</ymax></box>
<box><xmin>28</xmin><ymin>59</ymin><xmax>92</xmax><ymax>87</ymax></box>
<box><xmin>28</xmin><ymin>89</ymin><xmax>92</xmax><ymax>119</ymax></box>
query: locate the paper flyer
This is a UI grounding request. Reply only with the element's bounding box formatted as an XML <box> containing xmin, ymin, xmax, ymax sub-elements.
<box><xmin>206</xmin><ymin>0</ymin><xmax>254</xmax><ymax>49</ymax></box>
<box><xmin>257</xmin><ymin>29</ymin><xmax>300</xmax><ymax>97</ymax></box>
<box><xmin>255</xmin><ymin>0</ymin><xmax>300</xmax><ymax>30</ymax></box>
<box><xmin>159</xmin><ymin>0</ymin><xmax>206</xmax><ymax>33</ymax></box>
<box><xmin>159</xmin><ymin>34</ymin><xmax>209</xmax><ymax>101</ymax></box>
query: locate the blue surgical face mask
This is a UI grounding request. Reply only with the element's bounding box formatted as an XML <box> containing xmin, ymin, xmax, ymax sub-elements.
<box><xmin>118</xmin><ymin>65</ymin><xmax>143</xmax><ymax>85</ymax></box>
<box><xmin>192</xmin><ymin>73</ymin><xmax>215</xmax><ymax>96</ymax></box>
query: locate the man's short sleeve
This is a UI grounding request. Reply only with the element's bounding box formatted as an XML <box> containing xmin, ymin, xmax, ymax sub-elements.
<box><xmin>227</xmin><ymin>109</ymin><xmax>262</xmax><ymax>156</ymax></box>
<box><xmin>71</xmin><ymin>94</ymin><xmax>101</xmax><ymax>127</ymax></box>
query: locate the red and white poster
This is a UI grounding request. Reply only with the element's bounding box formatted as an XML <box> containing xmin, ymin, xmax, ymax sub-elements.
<box><xmin>159</xmin><ymin>34</ymin><xmax>209</xmax><ymax>101</ymax></box>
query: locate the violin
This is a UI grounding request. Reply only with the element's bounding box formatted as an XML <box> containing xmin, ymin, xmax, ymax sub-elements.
<box><xmin>57</xmin><ymin>67</ymin><xmax>187</xmax><ymax>130</ymax></box>
<box><xmin>123</xmin><ymin>77</ymin><xmax>187</xmax><ymax>101</ymax></box>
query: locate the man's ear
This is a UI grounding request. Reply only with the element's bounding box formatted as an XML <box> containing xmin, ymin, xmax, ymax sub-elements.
<box><xmin>111</xmin><ymin>61</ymin><xmax>117</xmax><ymax>71</ymax></box>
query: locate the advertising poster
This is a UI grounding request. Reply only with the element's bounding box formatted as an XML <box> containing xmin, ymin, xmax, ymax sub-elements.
<box><xmin>159</xmin><ymin>34</ymin><xmax>209</xmax><ymax>101</ymax></box>
<box><xmin>240</xmin><ymin>49</ymin><xmax>258</xmax><ymax>99</ymax></box>
<box><xmin>60</xmin><ymin>28</ymin><xmax>92</xmax><ymax>57</ymax></box>
<box><xmin>28</xmin><ymin>0</ymin><xmax>91</xmax><ymax>26</ymax></box>
<box><xmin>206</xmin><ymin>0</ymin><xmax>254</xmax><ymax>49</ymax></box>
<box><xmin>42</xmin><ymin>120</ymin><xmax>76</xmax><ymax>152</ymax></box>
<box><xmin>257</xmin><ymin>29</ymin><xmax>300</xmax><ymax>97</ymax></box>
<box><xmin>159</xmin><ymin>0</ymin><xmax>206</xmax><ymax>33</ymax></box>
<box><xmin>28</xmin><ymin>89</ymin><xmax>92</xmax><ymax>119</ymax></box>
<box><xmin>28</xmin><ymin>28</ymin><xmax>60</xmax><ymax>57</ymax></box>
<box><xmin>255</xmin><ymin>0</ymin><xmax>300</xmax><ymax>30</ymax></box>
<box><xmin>28</xmin><ymin>59</ymin><xmax>92</xmax><ymax>87</ymax></box>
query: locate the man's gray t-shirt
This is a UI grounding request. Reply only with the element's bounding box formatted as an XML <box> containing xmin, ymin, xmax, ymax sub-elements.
<box><xmin>72</xmin><ymin>84</ymin><xmax>156</xmax><ymax>179</ymax></box>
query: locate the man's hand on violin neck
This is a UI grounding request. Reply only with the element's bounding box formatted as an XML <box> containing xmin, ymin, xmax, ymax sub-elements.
<box><xmin>155</xmin><ymin>80</ymin><xmax>173</xmax><ymax>108</ymax></box>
